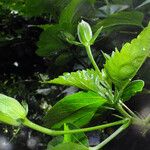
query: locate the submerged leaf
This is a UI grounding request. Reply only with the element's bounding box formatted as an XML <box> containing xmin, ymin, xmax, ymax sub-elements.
<box><xmin>104</xmin><ymin>24</ymin><xmax>150</xmax><ymax>89</ymax></box>
<box><xmin>44</xmin><ymin>91</ymin><xmax>107</xmax><ymax>129</ymax></box>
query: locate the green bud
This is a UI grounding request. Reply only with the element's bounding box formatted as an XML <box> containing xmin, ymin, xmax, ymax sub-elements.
<box><xmin>77</xmin><ymin>20</ymin><xmax>92</xmax><ymax>46</ymax></box>
<box><xmin>0</xmin><ymin>94</ymin><xmax>27</xmax><ymax>126</ymax></box>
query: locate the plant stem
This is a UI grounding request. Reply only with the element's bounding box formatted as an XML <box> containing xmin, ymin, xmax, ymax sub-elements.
<box><xmin>116</xmin><ymin>103</ymin><xmax>132</xmax><ymax>118</ymax></box>
<box><xmin>85</xmin><ymin>45</ymin><xmax>102</xmax><ymax>77</ymax></box>
<box><xmin>119</xmin><ymin>101</ymin><xmax>139</xmax><ymax>119</ymax></box>
<box><xmin>89</xmin><ymin>120</ymin><xmax>130</xmax><ymax>150</ymax></box>
<box><xmin>23</xmin><ymin>118</ymin><xmax>127</xmax><ymax>136</ymax></box>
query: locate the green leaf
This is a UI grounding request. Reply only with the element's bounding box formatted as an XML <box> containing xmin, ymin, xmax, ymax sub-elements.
<box><xmin>59</xmin><ymin>0</ymin><xmax>96</xmax><ymax>30</ymax></box>
<box><xmin>25</xmin><ymin>0</ymin><xmax>71</xmax><ymax>17</ymax></box>
<box><xmin>46</xmin><ymin>69</ymin><xmax>107</xmax><ymax>97</ymax></box>
<box><xmin>51</xmin><ymin>142</ymin><xmax>88</xmax><ymax>150</ymax></box>
<box><xmin>47</xmin><ymin>124</ymin><xmax>88</xmax><ymax>149</ymax></box>
<box><xmin>36</xmin><ymin>24</ymin><xmax>67</xmax><ymax>57</ymax></box>
<box><xmin>25</xmin><ymin>0</ymin><xmax>51</xmax><ymax>17</ymax></box>
<box><xmin>104</xmin><ymin>24</ymin><xmax>150</xmax><ymax>89</ymax></box>
<box><xmin>93</xmin><ymin>11</ymin><xmax>144</xmax><ymax>32</ymax></box>
<box><xmin>47</xmin><ymin>136</ymin><xmax>63</xmax><ymax>149</ymax></box>
<box><xmin>59</xmin><ymin>0</ymin><xmax>87</xmax><ymax>31</ymax></box>
<box><xmin>90</xmin><ymin>26</ymin><xmax>103</xmax><ymax>45</ymax></box>
<box><xmin>44</xmin><ymin>91</ymin><xmax>107</xmax><ymax>129</ymax></box>
<box><xmin>63</xmin><ymin>124</ymin><xmax>72</xmax><ymax>143</ymax></box>
<box><xmin>121</xmin><ymin>80</ymin><xmax>144</xmax><ymax>101</ymax></box>
<box><xmin>68</xmin><ymin>124</ymin><xmax>89</xmax><ymax>147</ymax></box>
<box><xmin>55</xmin><ymin>53</ymin><xmax>73</xmax><ymax>66</ymax></box>
<box><xmin>0</xmin><ymin>94</ymin><xmax>27</xmax><ymax>126</ymax></box>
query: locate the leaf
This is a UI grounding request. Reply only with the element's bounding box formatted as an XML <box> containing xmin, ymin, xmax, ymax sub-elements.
<box><xmin>25</xmin><ymin>0</ymin><xmax>71</xmax><ymax>17</ymax></box>
<box><xmin>63</xmin><ymin>124</ymin><xmax>72</xmax><ymax>143</ymax></box>
<box><xmin>55</xmin><ymin>53</ymin><xmax>73</xmax><ymax>66</ymax></box>
<box><xmin>121</xmin><ymin>80</ymin><xmax>144</xmax><ymax>101</ymax></box>
<box><xmin>136</xmin><ymin>0</ymin><xmax>150</xmax><ymax>9</ymax></box>
<box><xmin>68</xmin><ymin>124</ymin><xmax>89</xmax><ymax>147</ymax></box>
<box><xmin>34</xmin><ymin>0</ymin><xmax>96</xmax><ymax>57</ymax></box>
<box><xmin>25</xmin><ymin>0</ymin><xmax>51</xmax><ymax>17</ymax></box>
<box><xmin>93</xmin><ymin>11</ymin><xmax>144</xmax><ymax>32</ymax></box>
<box><xmin>51</xmin><ymin>142</ymin><xmax>88</xmax><ymax>150</ymax></box>
<box><xmin>59</xmin><ymin>0</ymin><xmax>96</xmax><ymax>32</ymax></box>
<box><xmin>59</xmin><ymin>0</ymin><xmax>87</xmax><ymax>31</ymax></box>
<box><xmin>0</xmin><ymin>94</ymin><xmax>27</xmax><ymax>126</ymax></box>
<box><xmin>43</xmin><ymin>91</ymin><xmax>107</xmax><ymax>129</ymax></box>
<box><xmin>36</xmin><ymin>24</ymin><xmax>67</xmax><ymax>56</ymax></box>
<box><xmin>47</xmin><ymin>124</ymin><xmax>89</xmax><ymax>149</ymax></box>
<box><xmin>104</xmin><ymin>24</ymin><xmax>150</xmax><ymax>89</ymax></box>
<box><xmin>47</xmin><ymin>136</ymin><xmax>63</xmax><ymax>149</ymax></box>
<box><xmin>46</xmin><ymin>69</ymin><xmax>107</xmax><ymax>97</ymax></box>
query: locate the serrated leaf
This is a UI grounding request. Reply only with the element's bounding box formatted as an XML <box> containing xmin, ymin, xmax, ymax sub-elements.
<box><xmin>44</xmin><ymin>91</ymin><xmax>107</xmax><ymax>129</ymax></box>
<box><xmin>121</xmin><ymin>80</ymin><xmax>144</xmax><ymax>101</ymax></box>
<box><xmin>0</xmin><ymin>94</ymin><xmax>27</xmax><ymax>126</ymax></box>
<box><xmin>104</xmin><ymin>24</ymin><xmax>150</xmax><ymax>89</ymax></box>
<box><xmin>46</xmin><ymin>69</ymin><xmax>107</xmax><ymax>97</ymax></box>
<box><xmin>93</xmin><ymin>11</ymin><xmax>144</xmax><ymax>32</ymax></box>
<box><xmin>51</xmin><ymin>142</ymin><xmax>88</xmax><ymax>150</ymax></box>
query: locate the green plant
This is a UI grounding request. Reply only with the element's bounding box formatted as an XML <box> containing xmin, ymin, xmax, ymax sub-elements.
<box><xmin>0</xmin><ymin>20</ymin><xmax>150</xmax><ymax>150</ymax></box>
<box><xmin>1</xmin><ymin>0</ymin><xmax>150</xmax><ymax>70</ymax></box>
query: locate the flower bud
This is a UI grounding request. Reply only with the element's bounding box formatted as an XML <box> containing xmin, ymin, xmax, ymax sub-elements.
<box><xmin>0</xmin><ymin>94</ymin><xmax>27</xmax><ymax>126</ymax></box>
<box><xmin>77</xmin><ymin>20</ymin><xmax>92</xmax><ymax>46</ymax></box>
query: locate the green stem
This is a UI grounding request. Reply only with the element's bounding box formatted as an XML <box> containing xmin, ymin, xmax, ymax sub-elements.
<box><xmin>89</xmin><ymin>120</ymin><xmax>130</xmax><ymax>150</ymax></box>
<box><xmin>85</xmin><ymin>45</ymin><xmax>102</xmax><ymax>77</ymax></box>
<box><xmin>116</xmin><ymin>103</ymin><xmax>132</xmax><ymax>118</ymax></box>
<box><xmin>23</xmin><ymin>118</ymin><xmax>127</xmax><ymax>136</ymax></box>
<box><xmin>119</xmin><ymin>101</ymin><xmax>139</xmax><ymax>119</ymax></box>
